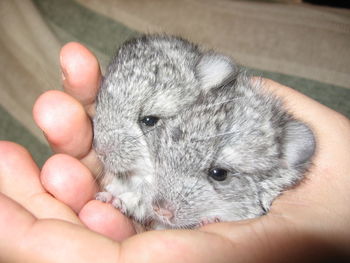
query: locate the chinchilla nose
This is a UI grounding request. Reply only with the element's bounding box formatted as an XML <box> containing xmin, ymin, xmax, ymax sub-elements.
<box><xmin>152</xmin><ymin>199</ymin><xmax>174</xmax><ymax>220</ymax></box>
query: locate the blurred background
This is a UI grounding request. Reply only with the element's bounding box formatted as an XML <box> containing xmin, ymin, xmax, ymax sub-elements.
<box><xmin>0</xmin><ymin>0</ymin><xmax>349</xmax><ymax>166</ymax></box>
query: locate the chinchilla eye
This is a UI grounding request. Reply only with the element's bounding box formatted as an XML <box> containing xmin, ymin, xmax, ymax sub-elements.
<box><xmin>208</xmin><ymin>168</ymin><xmax>228</xmax><ymax>181</ymax></box>
<box><xmin>140</xmin><ymin>116</ymin><xmax>159</xmax><ymax>126</ymax></box>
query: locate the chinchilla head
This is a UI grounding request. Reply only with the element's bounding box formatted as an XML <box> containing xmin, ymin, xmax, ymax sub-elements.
<box><xmin>147</xmin><ymin>73</ymin><xmax>315</xmax><ymax>229</ymax></box>
<box><xmin>93</xmin><ymin>34</ymin><xmax>237</xmax><ymax>178</ymax></box>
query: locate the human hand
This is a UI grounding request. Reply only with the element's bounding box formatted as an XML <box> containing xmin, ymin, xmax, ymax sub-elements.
<box><xmin>1</xmin><ymin>42</ymin><xmax>350</xmax><ymax>262</ymax></box>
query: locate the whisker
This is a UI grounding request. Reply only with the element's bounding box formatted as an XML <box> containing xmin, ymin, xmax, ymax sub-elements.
<box><xmin>177</xmin><ymin>192</ymin><xmax>190</xmax><ymax>205</ymax></box>
<box><xmin>193</xmin><ymin>130</ymin><xmax>237</xmax><ymax>142</ymax></box>
<box><xmin>188</xmin><ymin>97</ymin><xmax>243</xmax><ymax>114</ymax></box>
<box><xmin>181</xmin><ymin>175</ymin><xmax>201</xmax><ymax>200</ymax></box>
<box><xmin>204</xmin><ymin>97</ymin><xmax>243</xmax><ymax>107</ymax></box>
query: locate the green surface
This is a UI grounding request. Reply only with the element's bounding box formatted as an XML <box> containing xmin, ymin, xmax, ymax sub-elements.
<box><xmin>33</xmin><ymin>0</ymin><xmax>139</xmax><ymax>58</ymax></box>
<box><xmin>0</xmin><ymin>105</ymin><xmax>51</xmax><ymax>167</ymax></box>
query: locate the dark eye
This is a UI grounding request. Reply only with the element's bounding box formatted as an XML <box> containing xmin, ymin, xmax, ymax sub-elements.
<box><xmin>140</xmin><ymin>116</ymin><xmax>159</xmax><ymax>126</ymax></box>
<box><xmin>208</xmin><ymin>168</ymin><xmax>228</xmax><ymax>181</ymax></box>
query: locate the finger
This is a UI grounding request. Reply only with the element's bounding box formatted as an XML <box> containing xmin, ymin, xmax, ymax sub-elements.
<box><xmin>121</xmin><ymin>229</ymin><xmax>241</xmax><ymax>263</ymax></box>
<box><xmin>33</xmin><ymin>90</ymin><xmax>93</xmax><ymax>159</ymax></box>
<box><xmin>0</xmin><ymin>193</ymin><xmax>119</xmax><ymax>263</ymax></box>
<box><xmin>260</xmin><ymin>78</ymin><xmax>344</xmax><ymax>124</ymax></box>
<box><xmin>79</xmin><ymin>200</ymin><xmax>136</xmax><ymax>241</ymax></box>
<box><xmin>0</xmin><ymin>141</ymin><xmax>43</xmax><ymax>200</ymax></box>
<box><xmin>0</xmin><ymin>192</ymin><xmax>37</xmax><ymax>262</ymax></box>
<box><xmin>60</xmin><ymin>42</ymin><xmax>101</xmax><ymax>116</ymax></box>
<box><xmin>0</xmin><ymin>141</ymin><xmax>80</xmax><ymax>223</ymax></box>
<box><xmin>41</xmin><ymin>153</ymin><xmax>136</xmax><ymax>239</ymax></box>
<box><xmin>41</xmin><ymin>154</ymin><xmax>98</xmax><ymax>213</ymax></box>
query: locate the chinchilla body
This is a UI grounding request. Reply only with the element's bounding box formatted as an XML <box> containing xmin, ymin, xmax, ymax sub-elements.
<box><xmin>93</xmin><ymin>35</ymin><xmax>315</xmax><ymax>229</ymax></box>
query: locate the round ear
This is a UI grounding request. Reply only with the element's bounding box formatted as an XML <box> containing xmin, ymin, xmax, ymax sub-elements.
<box><xmin>196</xmin><ymin>53</ymin><xmax>238</xmax><ymax>92</ymax></box>
<box><xmin>282</xmin><ymin>120</ymin><xmax>316</xmax><ymax>169</ymax></box>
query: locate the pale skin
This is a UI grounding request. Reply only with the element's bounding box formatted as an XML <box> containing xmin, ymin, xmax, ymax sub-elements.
<box><xmin>0</xmin><ymin>42</ymin><xmax>350</xmax><ymax>262</ymax></box>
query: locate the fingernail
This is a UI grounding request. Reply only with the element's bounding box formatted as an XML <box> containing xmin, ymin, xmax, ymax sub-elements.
<box><xmin>61</xmin><ymin>71</ymin><xmax>66</xmax><ymax>81</ymax></box>
<box><xmin>60</xmin><ymin>54</ymin><xmax>68</xmax><ymax>81</ymax></box>
<box><xmin>42</xmin><ymin>131</ymin><xmax>49</xmax><ymax>140</ymax></box>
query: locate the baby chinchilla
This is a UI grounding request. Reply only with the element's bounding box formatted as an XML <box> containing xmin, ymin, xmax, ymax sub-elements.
<box><xmin>93</xmin><ymin>34</ymin><xmax>237</xmax><ymax>223</ymax></box>
<box><xmin>93</xmin><ymin>34</ymin><xmax>315</xmax><ymax>229</ymax></box>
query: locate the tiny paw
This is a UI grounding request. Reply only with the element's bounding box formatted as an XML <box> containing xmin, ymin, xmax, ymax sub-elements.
<box><xmin>199</xmin><ymin>217</ymin><xmax>220</xmax><ymax>227</ymax></box>
<box><xmin>111</xmin><ymin>197</ymin><xmax>128</xmax><ymax>215</ymax></box>
<box><xmin>96</xmin><ymin>192</ymin><xmax>128</xmax><ymax>215</ymax></box>
<box><xmin>95</xmin><ymin>191</ymin><xmax>114</xmax><ymax>203</ymax></box>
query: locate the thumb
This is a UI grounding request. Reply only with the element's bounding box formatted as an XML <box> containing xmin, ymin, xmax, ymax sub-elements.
<box><xmin>200</xmin><ymin>215</ymin><xmax>349</xmax><ymax>263</ymax></box>
<box><xmin>0</xmin><ymin>193</ymin><xmax>119</xmax><ymax>263</ymax></box>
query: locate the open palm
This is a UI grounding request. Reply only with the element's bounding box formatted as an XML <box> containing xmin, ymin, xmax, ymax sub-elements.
<box><xmin>0</xmin><ymin>42</ymin><xmax>349</xmax><ymax>262</ymax></box>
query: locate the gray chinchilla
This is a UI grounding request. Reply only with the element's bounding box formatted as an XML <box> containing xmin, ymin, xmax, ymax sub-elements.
<box><xmin>93</xmin><ymin>34</ymin><xmax>315</xmax><ymax>229</ymax></box>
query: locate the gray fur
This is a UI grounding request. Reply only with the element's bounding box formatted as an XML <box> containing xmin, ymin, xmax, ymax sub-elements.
<box><xmin>93</xmin><ymin>34</ymin><xmax>315</xmax><ymax>229</ymax></box>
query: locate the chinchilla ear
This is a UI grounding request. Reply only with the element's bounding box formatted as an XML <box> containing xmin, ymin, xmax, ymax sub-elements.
<box><xmin>196</xmin><ymin>53</ymin><xmax>237</xmax><ymax>92</ymax></box>
<box><xmin>282</xmin><ymin>120</ymin><xmax>316</xmax><ymax>169</ymax></box>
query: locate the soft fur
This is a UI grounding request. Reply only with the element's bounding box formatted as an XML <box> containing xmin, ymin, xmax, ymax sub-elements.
<box><xmin>93</xmin><ymin>35</ymin><xmax>315</xmax><ymax>229</ymax></box>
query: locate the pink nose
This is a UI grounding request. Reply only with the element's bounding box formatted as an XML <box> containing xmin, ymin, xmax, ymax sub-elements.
<box><xmin>153</xmin><ymin>206</ymin><xmax>174</xmax><ymax>220</ymax></box>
